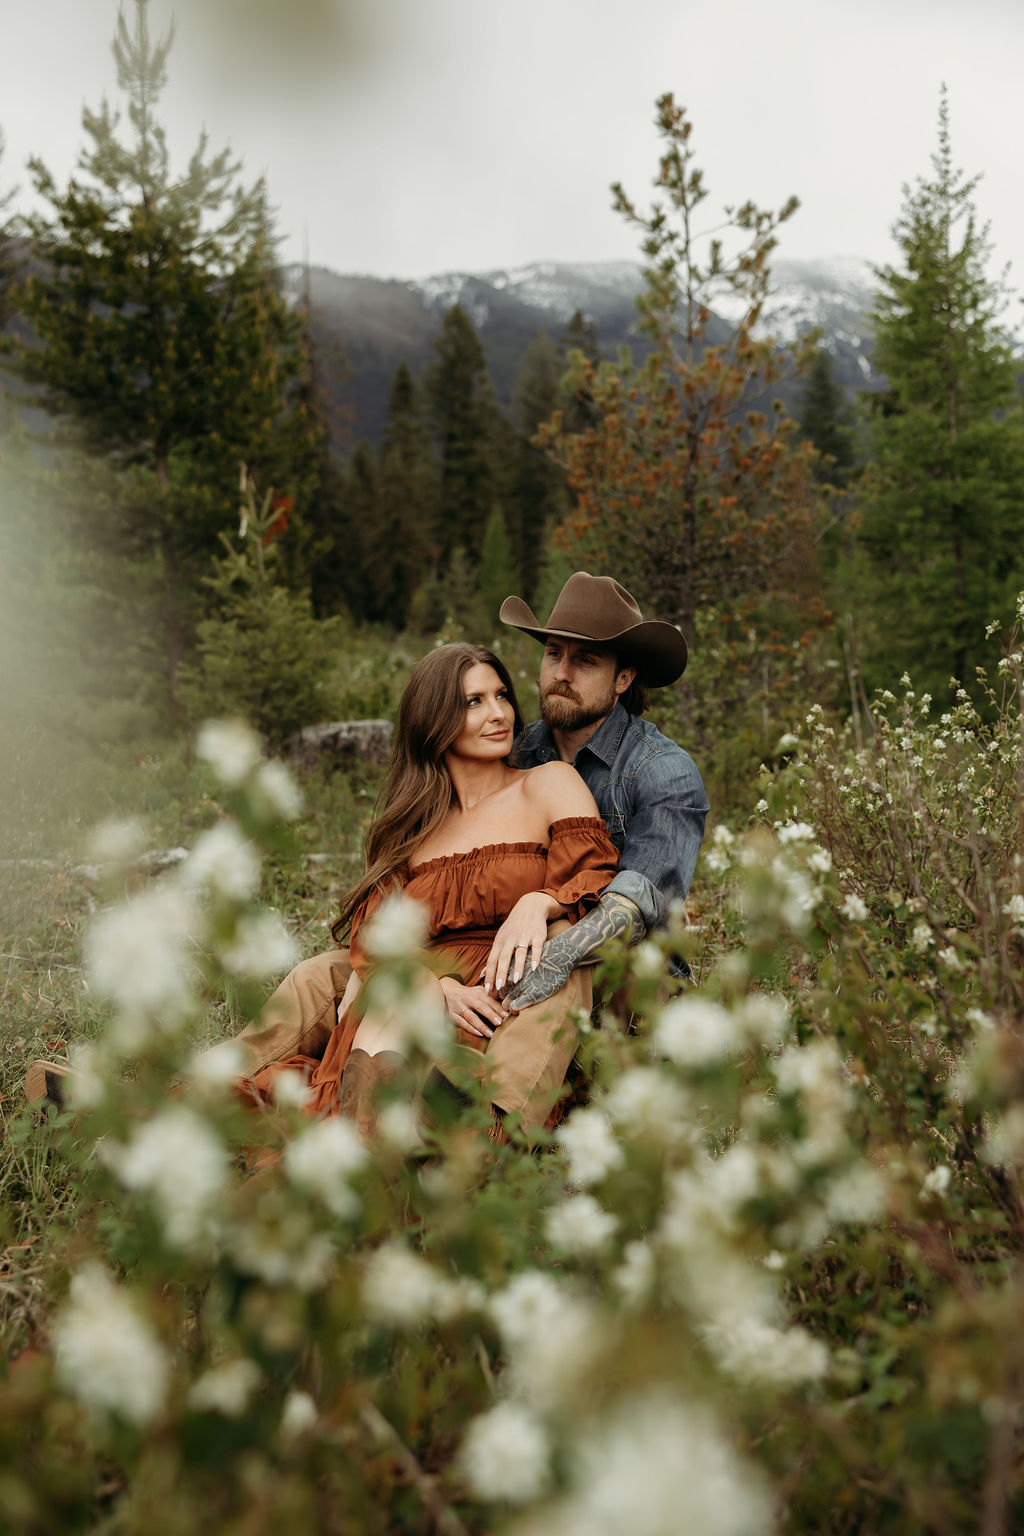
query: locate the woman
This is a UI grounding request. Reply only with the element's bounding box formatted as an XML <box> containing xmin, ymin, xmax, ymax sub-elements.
<box><xmin>247</xmin><ymin>643</ymin><xmax>618</xmax><ymax>1134</ymax></box>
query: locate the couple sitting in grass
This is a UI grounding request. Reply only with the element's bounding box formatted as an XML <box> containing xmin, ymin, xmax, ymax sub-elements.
<box><xmin>30</xmin><ymin>573</ymin><xmax>708</xmax><ymax>1138</ymax></box>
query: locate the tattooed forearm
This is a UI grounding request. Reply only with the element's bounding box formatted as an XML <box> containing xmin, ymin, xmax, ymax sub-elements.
<box><xmin>502</xmin><ymin>893</ymin><xmax>644</xmax><ymax>1012</ymax></box>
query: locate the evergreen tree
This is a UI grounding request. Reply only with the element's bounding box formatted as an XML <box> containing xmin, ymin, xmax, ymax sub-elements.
<box><xmin>16</xmin><ymin>0</ymin><xmax>314</xmax><ymax>647</ymax></box>
<box><xmin>336</xmin><ymin>443</ymin><xmax>377</xmax><ymax>621</ymax></box>
<box><xmin>0</xmin><ymin>129</ymin><xmax>19</xmax><ymax>332</ymax></box>
<box><xmin>541</xmin><ymin>95</ymin><xmax>823</xmax><ymax>652</ymax></box>
<box><xmin>477</xmin><ymin>506</ymin><xmax>520</xmax><ymax>629</ymax></box>
<box><xmin>363</xmin><ymin>361</ymin><xmax>439</xmax><ymax>627</ymax></box>
<box><xmin>859</xmin><ymin>88</ymin><xmax>1024</xmax><ymax>694</ymax></box>
<box><xmin>558</xmin><ymin>309</ymin><xmax>601</xmax><ymax>437</ymax></box>
<box><xmin>507</xmin><ymin>330</ymin><xmax>568</xmax><ymax>598</ymax></box>
<box><xmin>799</xmin><ymin>346</ymin><xmax>855</xmax><ymax>485</ymax></box>
<box><xmin>425</xmin><ymin>304</ymin><xmax>497</xmax><ymax>566</ymax></box>
<box><xmin>180</xmin><ymin>471</ymin><xmax>344</xmax><ymax>745</ymax></box>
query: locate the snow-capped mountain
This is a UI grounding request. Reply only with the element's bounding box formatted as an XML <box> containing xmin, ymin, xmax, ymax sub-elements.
<box><xmin>295</xmin><ymin>256</ymin><xmax>880</xmax><ymax>443</ymax></box>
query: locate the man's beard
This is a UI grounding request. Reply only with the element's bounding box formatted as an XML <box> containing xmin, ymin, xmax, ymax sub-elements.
<box><xmin>540</xmin><ymin>682</ymin><xmax>618</xmax><ymax>734</ymax></box>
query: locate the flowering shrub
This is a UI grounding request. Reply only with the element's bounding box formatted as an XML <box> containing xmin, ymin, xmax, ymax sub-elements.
<box><xmin>6</xmin><ymin>619</ymin><xmax>1024</xmax><ymax>1533</ymax></box>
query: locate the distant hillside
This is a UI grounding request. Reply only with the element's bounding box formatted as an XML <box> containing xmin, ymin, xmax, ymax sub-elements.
<box><xmin>289</xmin><ymin>255</ymin><xmax>883</xmax><ymax>448</ymax></box>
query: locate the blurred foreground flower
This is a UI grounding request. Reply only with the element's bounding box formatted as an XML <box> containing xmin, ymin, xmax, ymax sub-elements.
<box><xmin>54</xmin><ymin>1265</ymin><xmax>169</xmax><ymax>1427</ymax></box>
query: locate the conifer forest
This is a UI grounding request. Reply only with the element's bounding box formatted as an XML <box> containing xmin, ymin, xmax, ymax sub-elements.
<box><xmin>3</xmin><ymin>4</ymin><xmax>1024</xmax><ymax>1532</ymax></box>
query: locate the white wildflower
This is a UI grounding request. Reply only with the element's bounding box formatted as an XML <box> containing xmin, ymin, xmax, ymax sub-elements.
<box><xmin>775</xmin><ymin>732</ymin><xmax>799</xmax><ymax>753</ymax></box>
<box><xmin>182</xmin><ymin>822</ymin><xmax>260</xmax><ymax>902</ymax></box>
<box><xmin>631</xmin><ymin>940</ymin><xmax>666</xmax><ymax>979</ymax></box>
<box><xmin>711</xmin><ymin>823</ymin><xmax>735</xmax><ymax>847</ymax></box>
<box><xmin>363</xmin><ymin>1244</ymin><xmax>457</xmax><ymax>1328</ymax></box>
<box><xmin>85</xmin><ymin>886</ymin><xmax>198</xmax><ymax>1045</ymax></box>
<box><xmin>763</xmin><ymin>1250</ymin><xmax>786</xmax><ymax>1272</ymax></box>
<box><xmin>377</xmin><ymin>1099</ymin><xmax>424</xmax><ymax>1153</ymax></box>
<box><xmin>230</xmin><ymin>1223</ymin><xmax>334</xmax><ymax>1290</ymax></box>
<box><xmin>188</xmin><ymin>1038</ymin><xmax>246</xmax><ymax>1088</ymax></box>
<box><xmin>363</xmin><ymin>893</ymin><xmax>429</xmax><ymax>961</ymax></box>
<box><xmin>101</xmin><ymin>1106</ymin><xmax>228</xmax><ymax>1248</ymax></box>
<box><xmin>86</xmin><ymin>816</ymin><xmax>148</xmax><ymax>867</ymax></box>
<box><xmin>704</xmin><ymin>846</ymin><xmax>731</xmax><ymax>874</ymax></box>
<box><xmin>284</xmin><ymin>1115</ymin><xmax>367</xmax><ymax>1218</ymax></box>
<box><xmin>557</xmin><ymin>1108</ymin><xmax>624</xmax><ymax>1187</ymax></box>
<box><xmin>774</xmin><ymin>1040</ymin><xmax>842</xmax><ymax>1097</ymax></box>
<box><xmin>703</xmin><ymin>1317</ymin><xmax>828</xmax><ymax>1388</ymax></box>
<box><xmin>220</xmin><ymin>912</ymin><xmax>299</xmax><ymax>978</ymax></box>
<box><xmin>526</xmin><ymin>1394</ymin><xmax>770</xmax><ymax>1536</ymax></box>
<box><xmin>188</xmin><ymin>1359</ymin><xmax>261</xmax><ymax>1417</ymax></box>
<box><xmin>281</xmin><ymin>1390</ymin><xmax>318</xmax><ymax>1440</ymax></box>
<box><xmin>273</xmin><ymin>1069</ymin><xmax>314</xmax><ymax>1109</ymax></box>
<box><xmin>655</xmin><ymin>996</ymin><xmax>739</xmax><ymax>1067</ymax></box>
<box><xmin>840</xmin><ymin>892</ymin><xmax>869</xmax><ymax>922</ymax></box>
<box><xmin>704</xmin><ymin>1143</ymin><xmax>760</xmax><ymax>1219</ymax></box>
<box><xmin>825</xmin><ymin>1164</ymin><xmax>886</xmax><ymax>1225</ymax></box>
<box><xmin>921</xmin><ymin>1163</ymin><xmax>952</xmax><ymax>1199</ymax></box>
<box><xmin>911</xmin><ymin>920</ymin><xmax>934</xmax><ymax>952</ymax></box>
<box><xmin>966</xmin><ymin>1007</ymin><xmax>995</xmax><ymax>1033</ymax></box>
<box><xmin>460</xmin><ymin>1402</ymin><xmax>550</xmax><ymax>1503</ymax></box>
<box><xmin>1003</xmin><ymin>893</ymin><xmax>1024</xmax><ymax>925</ymax></box>
<box><xmin>54</xmin><ymin>1265</ymin><xmax>168</xmax><ymax>1426</ymax></box>
<box><xmin>779</xmin><ymin>865</ymin><xmax>819</xmax><ymax>930</ymax></box>
<box><xmin>777</xmin><ymin>821</ymin><xmax>815</xmax><ymax>844</ymax></box>
<box><xmin>613</xmin><ymin>1239</ymin><xmax>656</xmax><ymax>1308</ymax></box>
<box><xmin>544</xmin><ymin>1193</ymin><xmax>618</xmax><ymax>1255</ymax></box>
<box><xmin>937</xmin><ymin>946</ymin><xmax>962</xmax><ymax>971</ymax></box>
<box><xmin>252</xmin><ymin>759</ymin><xmax>303</xmax><ymax>822</ymax></box>
<box><xmin>196</xmin><ymin>719</ymin><xmax>262</xmax><ymax>787</ymax></box>
<box><xmin>737</xmin><ymin>992</ymin><xmax>790</xmax><ymax>1048</ymax></box>
<box><xmin>602</xmin><ymin>1066</ymin><xmax>691</xmax><ymax>1142</ymax></box>
<box><xmin>755</xmin><ymin>798</ymin><xmax>769</xmax><ymax>815</ymax></box>
<box><xmin>65</xmin><ymin>1042</ymin><xmax>107</xmax><ymax>1109</ymax></box>
<box><xmin>490</xmin><ymin>1271</ymin><xmax>598</xmax><ymax>1412</ymax></box>
<box><xmin>807</xmin><ymin>847</ymin><xmax>832</xmax><ymax>874</ymax></box>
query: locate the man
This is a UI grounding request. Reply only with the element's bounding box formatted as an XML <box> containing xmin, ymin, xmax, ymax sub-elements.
<box><xmin>497</xmin><ymin>571</ymin><xmax>708</xmax><ymax>1014</ymax></box>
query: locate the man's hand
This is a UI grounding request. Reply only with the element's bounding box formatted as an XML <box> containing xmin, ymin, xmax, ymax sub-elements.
<box><xmin>502</xmin><ymin>892</ymin><xmax>644</xmax><ymax>1013</ymax></box>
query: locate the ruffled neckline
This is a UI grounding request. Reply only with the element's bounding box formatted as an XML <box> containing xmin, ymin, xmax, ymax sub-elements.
<box><xmin>406</xmin><ymin>815</ymin><xmax>606</xmax><ymax>876</ymax></box>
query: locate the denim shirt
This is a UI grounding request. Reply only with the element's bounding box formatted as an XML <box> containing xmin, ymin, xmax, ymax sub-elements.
<box><xmin>516</xmin><ymin>704</ymin><xmax>709</xmax><ymax>931</ymax></box>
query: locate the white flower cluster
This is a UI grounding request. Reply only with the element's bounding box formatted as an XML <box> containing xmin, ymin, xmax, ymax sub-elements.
<box><xmin>284</xmin><ymin>1115</ymin><xmax>368</xmax><ymax>1219</ymax></box>
<box><xmin>544</xmin><ymin>1193</ymin><xmax>618</xmax><ymax>1255</ymax></box>
<box><xmin>490</xmin><ymin>1271</ymin><xmax>599</xmax><ymax>1412</ymax></box>
<box><xmin>188</xmin><ymin>1358</ymin><xmax>261</xmax><ymax>1417</ymax></box>
<box><xmin>182</xmin><ymin>822</ymin><xmax>260</xmax><ymax>902</ymax></box>
<box><xmin>702</xmin><ymin>1316</ymin><xmax>828</xmax><ymax>1388</ymax></box>
<box><xmin>654</xmin><ymin>990</ymin><xmax>789</xmax><ymax>1069</ymax></box>
<box><xmin>460</xmin><ymin>1402</ymin><xmax>550</xmax><ymax>1503</ymax></box>
<box><xmin>229</xmin><ymin>1218</ymin><xmax>335</xmax><ymax>1291</ymax></box>
<box><xmin>556</xmin><ymin>1108</ymin><xmax>623</xmax><ymax>1187</ymax></box>
<box><xmin>196</xmin><ymin>719</ymin><xmax>263</xmax><ymax>786</ymax></box>
<box><xmin>54</xmin><ymin>1265</ymin><xmax>169</xmax><ymax>1426</ymax></box>
<box><xmin>362</xmin><ymin>1243</ymin><xmax>482</xmax><ymax>1328</ymax></box>
<box><xmin>220</xmin><ymin>911</ymin><xmax>299</xmax><ymax>978</ymax></box>
<box><xmin>515</xmin><ymin>1394</ymin><xmax>770</xmax><ymax>1536</ymax></box>
<box><xmin>363</xmin><ymin>893</ymin><xmax>429</xmax><ymax>961</ymax></box>
<box><xmin>85</xmin><ymin>886</ymin><xmax>199</xmax><ymax>1050</ymax></box>
<box><xmin>101</xmin><ymin>1105</ymin><xmax>228</xmax><ymax>1249</ymax></box>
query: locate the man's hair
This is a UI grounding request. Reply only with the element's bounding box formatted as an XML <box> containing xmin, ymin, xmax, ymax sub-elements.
<box><xmin>616</xmin><ymin>658</ymin><xmax>649</xmax><ymax>716</ymax></box>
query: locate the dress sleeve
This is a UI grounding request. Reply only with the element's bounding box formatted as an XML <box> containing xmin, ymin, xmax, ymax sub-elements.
<box><xmin>541</xmin><ymin>816</ymin><xmax>620</xmax><ymax>921</ymax></box>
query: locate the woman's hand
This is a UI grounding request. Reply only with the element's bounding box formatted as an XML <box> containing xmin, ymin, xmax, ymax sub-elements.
<box><xmin>439</xmin><ymin>976</ymin><xmax>508</xmax><ymax>1040</ymax></box>
<box><xmin>482</xmin><ymin>891</ymin><xmax>563</xmax><ymax>998</ymax></box>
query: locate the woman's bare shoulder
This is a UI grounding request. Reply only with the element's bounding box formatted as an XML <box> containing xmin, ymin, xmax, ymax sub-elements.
<box><xmin>520</xmin><ymin>760</ymin><xmax>600</xmax><ymax>818</ymax></box>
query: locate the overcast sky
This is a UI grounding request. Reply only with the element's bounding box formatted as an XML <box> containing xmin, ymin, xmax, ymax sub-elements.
<box><xmin>3</xmin><ymin>0</ymin><xmax>1023</xmax><ymax>288</ymax></box>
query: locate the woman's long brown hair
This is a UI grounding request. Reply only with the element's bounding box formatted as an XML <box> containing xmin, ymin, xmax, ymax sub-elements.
<box><xmin>331</xmin><ymin>644</ymin><xmax>525</xmax><ymax>942</ymax></box>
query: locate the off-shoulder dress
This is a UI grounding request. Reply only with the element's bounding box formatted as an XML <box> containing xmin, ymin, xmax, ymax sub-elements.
<box><xmin>248</xmin><ymin>815</ymin><xmax>618</xmax><ymax>1117</ymax></box>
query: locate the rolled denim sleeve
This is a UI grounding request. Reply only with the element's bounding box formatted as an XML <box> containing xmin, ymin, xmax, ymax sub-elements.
<box><xmin>612</xmin><ymin>750</ymin><xmax>709</xmax><ymax>929</ymax></box>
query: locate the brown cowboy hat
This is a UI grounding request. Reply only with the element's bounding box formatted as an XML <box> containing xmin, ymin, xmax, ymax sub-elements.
<box><xmin>499</xmin><ymin>572</ymin><xmax>687</xmax><ymax>687</ymax></box>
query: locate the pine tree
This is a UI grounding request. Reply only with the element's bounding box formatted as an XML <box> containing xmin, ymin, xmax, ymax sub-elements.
<box><xmin>363</xmin><ymin>361</ymin><xmax>439</xmax><ymax>626</ymax></box>
<box><xmin>16</xmin><ymin>1</ymin><xmax>312</xmax><ymax>581</ymax></box>
<box><xmin>506</xmin><ymin>331</ymin><xmax>568</xmax><ymax>597</ymax></box>
<box><xmin>799</xmin><ymin>346</ymin><xmax>855</xmax><ymax>486</ymax></box>
<box><xmin>425</xmin><ymin>304</ymin><xmax>498</xmax><ymax>567</ymax></box>
<box><xmin>0</xmin><ymin>129</ymin><xmax>19</xmax><ymax>332</ymax></box>
<box><xmin>859</xmin><ymin>88</ymin><xmax>1024</xmax><ymax>694</ymax></box>
<box><xmin>477</xmin><ymin>506</ymin><xmax>520</xmax><ymax>630</ymax></box>
<box><xmin>541</xmin><ymin>94</ymin><xmax>824</xmax><ymax>654</ymax></box>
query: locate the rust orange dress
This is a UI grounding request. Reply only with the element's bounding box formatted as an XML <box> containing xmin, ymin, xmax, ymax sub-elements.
<box><xmin>248</xmin><ymin>816</ymin><xmax>618</xmax><ymax>1116</ymax></box>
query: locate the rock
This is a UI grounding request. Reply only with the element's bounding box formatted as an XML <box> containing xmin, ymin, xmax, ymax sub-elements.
<box><xmin>286</xmin><ymin>719</ymin><xmax>393</xmax><ymax>772</ymax></box>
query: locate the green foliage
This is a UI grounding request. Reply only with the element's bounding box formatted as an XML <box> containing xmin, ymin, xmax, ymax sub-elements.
<box><xmin>798</xmin><ymin>345</ymin><xmax>855</xmax><ymax>486</ymax></box>
<box><xmin>0</xmin><ymin>127</ymin><xmax>20</xmax><ymax>332</ymax></box>
<box><xmin>425</xmin><ymin>303</ymin><xmax>501</xmax><ymax>566</ymax></box>
<box><xmin>854</xmin><ymin>89</ymin><xmax>1024</xmax><ymax>699</ymax></box>
<box><xmin>180</xmin><ymin>473</ymin><xmax>345</xmax><ymax>744</ymax></box>
<box><xmin>361</xmin><ymin>362</ymin><xmax>440</xmax><ymax>627</ymax></box>
<box><xmin>540</xmin><ymin>95</ymin><xmax>832</xmax><ymax>762</ymax></box>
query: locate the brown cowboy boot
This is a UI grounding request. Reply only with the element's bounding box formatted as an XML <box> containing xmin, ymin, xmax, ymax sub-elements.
<box><xmin>336</xmin><ymin>1049</ymin><xmax>406</xmax><ymax>1141</ymax></box>
<box><xmin>23</xmin><ymin>1060</ymin><xmax>75</xmax><ymax>1111</ymax></box>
